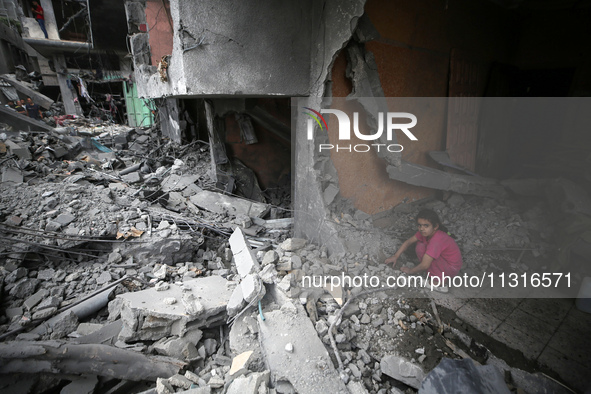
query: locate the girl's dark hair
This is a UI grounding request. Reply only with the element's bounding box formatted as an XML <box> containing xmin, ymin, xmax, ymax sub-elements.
<box><xmin>415</xmin><ymin>209</ymin><xmax>450</xmax><ymax>234</ymax></box>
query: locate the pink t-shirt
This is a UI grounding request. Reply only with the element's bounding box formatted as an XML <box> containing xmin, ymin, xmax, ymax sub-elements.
<box><xmin>415</xmin><ymin>230</ymin><xmax>463</xmax><ymax>277</ymax></box>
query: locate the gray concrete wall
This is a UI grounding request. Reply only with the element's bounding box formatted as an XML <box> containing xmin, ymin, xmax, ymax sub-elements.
<box><xmin>131</xmin><ymin>0</ymin><xmax>317</xmax><ymax>98</ymax></box>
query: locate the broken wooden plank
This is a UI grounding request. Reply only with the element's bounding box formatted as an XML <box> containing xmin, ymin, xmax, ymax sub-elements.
<box><xmin>386</xmin><ymin>161</ymin><xmax>507</xmax><ymax>199</ymax></box>
<box><xmin>0</xmin><ymin>74</ymin><xmax>54</xmax><ymax>109</ymax></box>
<box><xmin>0</xmin><ymin>340</ymin><xmax>186</xmax><ymax>381</ymax></box>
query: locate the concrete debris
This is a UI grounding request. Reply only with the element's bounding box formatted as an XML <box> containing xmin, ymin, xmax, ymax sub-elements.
<box><xmin>229</xmin><ymin>227</ymin><xmax>260</xmax><ymax>277</ymax></box>
<box><xmin>226</xmin><ymin>371</ymin><xmax>270</xmax><ymax>394</ymax></box>
<box><xmin>279</xmin><ymin>238</ymin><xmax>307</xmax><ymax>251</ymax></box>
<box><xmin>380</xmin><ymin>354</ymin><xmax>426</xmax><ymax>389</ymax></box>
<box><xmin>118</xmin><ymin>276</ymin><xmax>233</xmax><ymax>342</ymax></box>
<box><xmin>229</xmin><ymin>350</ymin><xmax>254</xmax><ymax>378</ymax></box>
<box><xmin>227</xmin><ymin>284</ymin><xmax>246</xmax><ymax>317</ymax></box>
<box><xmin>190</xmin><ymin>190</ymin><xmax>268</xmax><ymax>217</ymax></box>
<box><xmin>258</xmin><ymin>308</ymin><xmax>349</xmax><ymax>393</ymax></box>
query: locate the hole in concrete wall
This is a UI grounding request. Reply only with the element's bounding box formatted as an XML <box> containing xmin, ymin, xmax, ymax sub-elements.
<box><xmin>178</xmin><ymin>98</ymin><xmax>292</xmax><ymax>215</ymax></box>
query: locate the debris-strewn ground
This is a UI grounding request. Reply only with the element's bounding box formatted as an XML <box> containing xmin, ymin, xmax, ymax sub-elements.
<box><xmin>1</xmin><ymin>119</ymin><xmax>588</xmax><ymax>394</ymax></box>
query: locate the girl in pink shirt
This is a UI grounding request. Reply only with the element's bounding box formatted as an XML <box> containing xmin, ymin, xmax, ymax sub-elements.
<box><xmin>385</xmin><ymin>209</ymin><xmax>463</xmax><ymax>281</ymax></box>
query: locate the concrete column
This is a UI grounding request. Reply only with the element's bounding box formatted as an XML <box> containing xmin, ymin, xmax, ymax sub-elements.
<box><xmin>53</xmin><ymin>54</ymin><xmax>78</xmax><ymax>115</ymax></box>
<box><xmin>158</xmin><ymin>98</ymin><xmax>181</xmax><ymax>143</ymax></box>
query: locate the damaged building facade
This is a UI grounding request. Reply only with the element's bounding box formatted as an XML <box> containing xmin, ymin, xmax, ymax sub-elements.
<box><xmin>0</xmin><ymin>0</ymin><xmax>155</xmax><ymax>126</ymax></box>
<box><xmin>0</xmin><ymin>0</ymin><xmax>590</xmax><ymax>393</ymax></box>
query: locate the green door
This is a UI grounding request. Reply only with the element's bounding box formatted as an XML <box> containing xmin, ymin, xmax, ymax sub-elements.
<box><xmin>123</xmin><ymin>82</ymin><xmax>155</xmax><ymax>127</ymax></box>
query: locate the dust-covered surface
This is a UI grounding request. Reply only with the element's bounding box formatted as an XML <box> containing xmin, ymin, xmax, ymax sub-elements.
<box><xmin>1</xmin><ymin>118</ymin><xmax>589</xmax><ymax>393</ymax></box>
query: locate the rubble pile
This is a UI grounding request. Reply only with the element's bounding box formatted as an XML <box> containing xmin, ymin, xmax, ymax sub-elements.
<box><xmin>0</xmin><ymin>119</ymin><xmax>577</xmax><ymax>393</ymax></box>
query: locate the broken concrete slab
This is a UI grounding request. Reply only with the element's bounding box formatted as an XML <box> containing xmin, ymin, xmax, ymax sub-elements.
<box><xmin>258</xmin><ymin>308</ymin><xmax>349</xmax><ymax>393</ymax></box>
<box><xmin>1</xmin><ymin>167</ymin><xmax>23</xmax><ymax>183</ymax></box>
<box><xmin>153</xmin><ymin>329</ymin><xmax>202</xmax><ymax>361</ymax></box>
<box><xmin>4</xmin><ymin>139</ymin><xmax>31</xmax><ymax>160</ymax></box>
<box><xmin>226</xmin><ymin>371</ymin><xmax>270</xmax><ymax>394</ymax></box>
<box><xmin>0</xmin><ymin>104</ymin><xmax>54</xmax><ymax>132</ymax></box>
<box><xmin>189</xmin><ymin>190</ymin><xmax>268</xmax><ymax>217</ymax></box>
<box><xmin>229</xmin><ymin>227</ymin><xmax>260</xmax><ymax>278</ymax></box>
<box><xmin>161</xmin><ymin>173</ymin><xmax>200</xmax><ymax>193</ymax></box>
<box><xmin>24</xmin><ymin>289</ymin><xmax>49</xmax><ymax>311</ymax></box>
<box><xmin>380</xmin><ymin>354</ymin><xmax>426</xmax><ymax>389</ymax></box>
<box><xmin>118</xmin><ymin>276</ymin><xmax>233</xmax><ymax>342</ymax></box>
<box><xmin>227</xmin><ymin>284</ymin><xmax>246</xmax><ymax>317</ymax></box>
<box><xmin>0</xmin><ymin>74</ymin><xmax>54</xmax><ymax>109</ymax></box>
<box><xmin>229</xmin><ymin>350</ymin><xmax>254</xmax><ymax>378</ymax></box>
<box><xmin>240</xmin><ymin>274</ymin><xmax>266</xmax><ymax>304</ymax></box>
<box><xmin>279</xmin><ymin>238</ymin><xmax>307</xmax><ymax>252</ymax></box>
<box><xmin>75</xmin><ymin>320</ymin><xmax>123</xmax><ymax>346</ymax></box>
<box><xmin>387</xmin><ymin>161</ymin><xmax>507</xmax><ymax>199</ymax></box>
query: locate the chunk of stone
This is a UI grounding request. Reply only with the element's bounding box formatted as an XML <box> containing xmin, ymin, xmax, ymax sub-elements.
<box><xmin>153</xmin><ymin>330</ymin><xmax>202</xmax><ymax>360</ymax></box>
<box><xmin>280</xmin><ymin>238</ymin><xmax>306</xmax><ymax>251</ymax></box>
<box><xmin>262</xmin><ymin>250</ymin><xmax>278</xmax><ymax>265</ymax></box>
<box><xmin>241</xmin><ymin>274</ymin><xmax>265</xmax><ymax>303</ymax></box>
<box><xmin>226</xmin><ymin>371</ymin><xmax>270</xmax><ymax>394</ymax></box>
<box><xmin>227</xmin><ymin>284</ymin><xmax>246</xmax><ymax>317</ymax></box>
<box><xmin>163</xmin><ymin>297</ymin><xmax>177</xmax><ymax>305</ymax></box>
<box><xmin>55</xmin><ymin>213</ymin><xmax>76</xmax><ymax>226</ymax></box>
<box><xmin>229</xmin><ymin>227</ymin><xmax>260</xmax><ymax>277</ymax></box>
<box><xmin>36</xmin><ymin>296</ymin><xmax>61</xmax><ymax>310</ymax></box>
<box><xmin>349</xmin><ymin>363</ymin><xmax>362</xmax><ymax>379</ymax></box>
<box><xmin>229</xmin><ymin>350</ymin><xmax>254</xmax><ymax>378</ymax></box>
<box><xmin>190</xmin><ymin>190</ymin><xmax>268</xmax><ymax>218</ymax></box>
<box><xmin>258</xmin><ymin>264</ymin><xmax>278</xmax><ymax>284</ymax></box>
<box><xmin>380</xmin><ymin>355</ymin><xmax>425</xmax><ymax>389</ymax></box>
<box><xmin>154</xmin><ymin>265</ymin><xmax>167</xmax><ymax>279</ymax></box>
<box><xmin>315</xmin><ymin>320</ymin><xmax>329</xmax><ymax>336</ymax></box>
<box><xmin>208</xmin><ymin>376</ymin><xmax>225</xmax><ymax>388</ymax></box>
<box><xmin>10</xmin><ymin>278</ymin><xmax>39</xmax><ymax>299</ymax></box>
<box><xmin>75</xmin><ymin>323</ymin><xmax>103</xmax><ymax>336</ymax></box>
<box><xmin>32</xmin><ymin>307</ymin><xmax>57</xmax><ymax>320</ymax></box>
<box><xmin>107</xmin><ymin>251</ymin><xmax>122</xmax><ymax>264</ymax></box>
<box><xmin>117</xmin><ymin>276</ymin><xmax>233</xmax><ymax>342</ymax></box>
<box><xmin>37</xmin><ymin>268</ymin><xmax>55</xmax><ymax>281</ymax></box>
<box><xmin>156</xmin><ymin>377</ymin><xmax>174</xmax><ymax>394</ymax></box>
<box><xmin>50</xmin><ymin>311</ymin><xmax>79</xmax><ymax>339</ymax></box>
<box><xmin>277</xmin><ymin>274</ymin><xmax>292</xmax><ymax>294</ymax></box>
<box><xmin>96</xmin><ymin>271</ymin><xmax>112</xmax><ymax>285</ymax></box>
<box><xmin>168</xmin><ymin>374</ymin><xmax>193</xmax><ymax>389</ymax></box>
<box><xmin>347</xmin><ymin>381</ymin><xmax>369</xmax><ymax>394</ymax></box>
<box><xmin>203</xmin><ymin>338</ymin><xmax>217</xmax><ymax>356</ymax></box>
<box><xmin>394</xmin><ymin>310</ymin><xmax>406</xmax><ymax>321</ymax></box>
<box><xmin>24</xmin><ymin>289</ymin><xmax>49</xmax><ymax>311</ymax></box>
<box><xmin>45</xmin><ymin>221</ymin><xmax>61</xmax><ymax>232</ymax></box>
<box><xmin>122</xmin><ymin>172</ymin><xmax>141</xmax><ymax>184</ymax></box>
<box><xmin>155</xmin><ymin>281</ymin><xmax>170</xmax><ymax>291</ymax></box>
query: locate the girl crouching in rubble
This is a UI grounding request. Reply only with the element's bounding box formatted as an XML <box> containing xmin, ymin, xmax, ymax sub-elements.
<box><xmin>384</xmin><ymin>209</ymin><xmax>463</xmax><ymax>292</ymax></box>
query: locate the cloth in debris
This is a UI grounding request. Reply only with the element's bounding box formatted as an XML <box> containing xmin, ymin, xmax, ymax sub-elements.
<box><xmin>78</xmin><ymin>78</ymin><xmax>93</xmax><ymax>103</ymax></box>
<box><xmin>415</xmin><ymin>230</ymin><xmax>463</xmax><ymax>279</ymax></box>
<box><xmin>419</xmin><ymin>358</ymin><xmax>511</xmax><ymax>394</ymax></box>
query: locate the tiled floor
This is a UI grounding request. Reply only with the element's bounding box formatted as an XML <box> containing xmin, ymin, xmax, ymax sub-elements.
<box><xmin>433</xmin><ymin>292</ymin><xmax>591</xmax><ymax>392</ymax></box>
